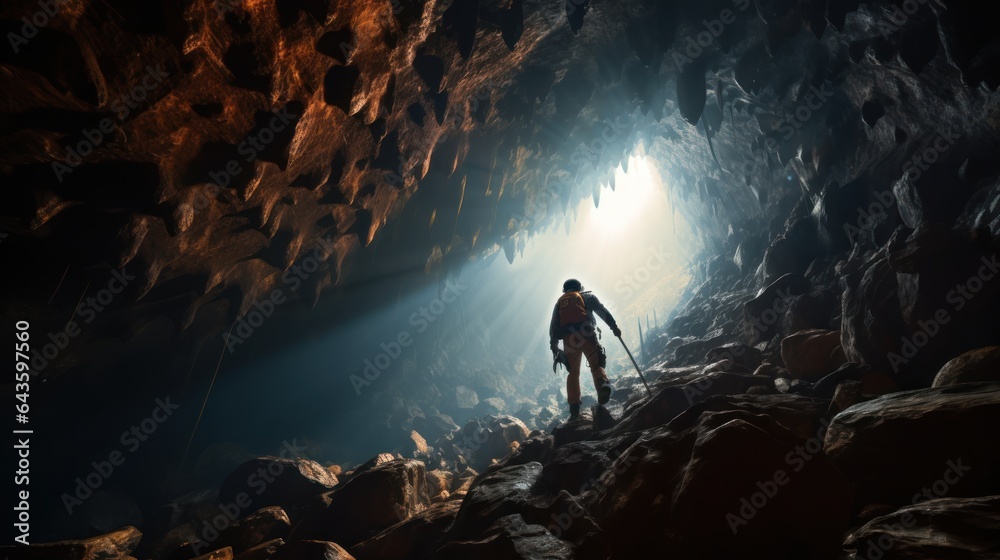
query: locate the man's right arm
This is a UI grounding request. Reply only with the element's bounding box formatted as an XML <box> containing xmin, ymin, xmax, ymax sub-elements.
<box><xmin>549</xmin><ymin>303</ymin><xmax>560</xmax><ymax>352</ymax></box>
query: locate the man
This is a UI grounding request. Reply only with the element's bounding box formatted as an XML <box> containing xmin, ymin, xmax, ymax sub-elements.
<box><xmin>549</xmin><ymin>278</ymin><xmax>621</xmax><ymax>417</ymax></box>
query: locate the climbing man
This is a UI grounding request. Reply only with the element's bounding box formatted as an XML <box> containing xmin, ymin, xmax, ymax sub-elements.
<box><xmin>549</xmin><ymin>278</ymin><xmax>621</xmax><ymax>417</ymax></box>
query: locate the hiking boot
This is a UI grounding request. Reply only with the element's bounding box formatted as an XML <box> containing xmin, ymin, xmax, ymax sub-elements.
<box><xmin>598</xmin><ymin>382</ymin><xmax>613</xmax><ymax>405</ymax></box>
<box><xmin>569</xmin><ymin>403</ymin><xmax>581</xmax><ymax>418</ymax></box>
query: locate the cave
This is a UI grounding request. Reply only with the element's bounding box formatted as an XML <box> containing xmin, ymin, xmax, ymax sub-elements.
<box><xmin>2</xmin><ymin>0</ymin><xmax>1000</xmax><ymax>558</ymax></box>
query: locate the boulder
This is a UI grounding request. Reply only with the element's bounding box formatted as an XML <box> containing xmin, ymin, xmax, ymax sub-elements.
<box><xmin>409</xmin><ymin>431</ymin><xmax>430</xmax><ymax>456</ymax></box>
<box><xmin>217</xmin><ymin>506</ymin><xmax>290</xmax><ymax>553</ymax></box>
<box><xmin>743</xmin><ymin>273</ymin><xmax>810</xmax><ymax>344</ymax></box>
<box><xmin>705</xmin><ymin>343</ymin><xmax>763</xmax><ymax>372</ymax></box>
<box><xmin>463</xmin><ymin>415</ymin><xmax>530</xmax><ymax>471</ymax></box>
<box><xmin>780</xmin><ymin>329</ymin><xmax>847</xmax><ymax>380</ymax></box>
<box><xmin>841</xmin><ymin>226</ymin><xmax>1000</xmax><ymax>387</ymax></box>
<box><xmin>540</xmin><ymin>440</ymin><xmax>622</xmax><ymax>495</ymax></box>
<box><xmin>608</xmin><ymin>372</ymin><xmax>771</xmax><ymax>435</ymax></box>
<box><xmin>473</xmin><ymin>397</ymin><xmax>506</xmax><ymax>416</ymax></box>
<box><xmin>589</xmin><ymin>408</ymin><xmax>851</xmax><ymax>559</ymax></box>
<box><xmin>932</xmin><ymin>346</ymin><xmax>1000</xmax><ymax>387</ymax></box>
<box><xmin>844</xmin><ymin>496</ymin><xmax>1000</xmax><ymax>560</ymax></box>
<box><xmin>233</xmin><ymin>539</ymin><xmax>284</xmax><ymax>560</ymax></box>
<box><xmin>450</xmin><ymin>468</ymin><xmax>478</xmax><ymax>498</ymax></box>
<box><xmin>1</xmin><ymin>526</ymin><xmax>142</xmax><ymax>560</ymax></box>
<box><xmin>446</xmin><ymin>462</ymin><xmax>595</xmax><ymax>543</ymax></box>
<box><xmin>290</xmin><ymin>458</ymin><xmax>429</xmax><ymax>546</ymax></box>
<box><xmin>272</xmin><ymin>541</ymin><xmax>354</xmax><ymax>560</ymax></box>
<box><xmin>432</xmin><ymin>514</ymin><xmax>572</xmax><ymax>560</ymax></box>
<box><xmin>825</xmin><ymin>382</ymin><xmax>1000</xmax><ymax>508</ymax></box>
<box><xmin>219</xmin><ymin>457</ymin><xmax>338</xmax><ymax>514</ymax></box>
<box><xmin>351</xmin><ymin>501</ymin><xmax>461</xmax><ymax>560</ymax></box>
<box><xmin>453</xmin><ymin>386</ymin><xmax>480</xmax><ymax>410</ymax></box>
<box><xmin>412</xmin><ymin>411</ymin><xmax>460</xmax><ymax>442</ymax></box>
<box><xmin>192</xmin><ymin>548</ymin><xmax>233</xmax><ymax>560</ymax></box>
<box><xmin>426</xmin><ymin>470</ymin><xmax>454</xmax><ymax>497</ymax></box>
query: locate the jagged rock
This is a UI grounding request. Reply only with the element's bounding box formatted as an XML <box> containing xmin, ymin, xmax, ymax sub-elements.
<box><xmin>447</xmin><ymin>462</ymin><xmax>542</xmax><ymax>538</ymax></box>
<box><xmin>844</xmin><ymin>496</ymin><xmax>1000</xmax><ymax>560</ymax></box>
<box><xmin>453</xmin><ymin>386</ymin><xmax>480</xmax><ymax>409</ymax></box>
<box><xmin>829</xmin><ymin>380</ymin><xmax>865</xmax><ymax>415</ymax></box>
<box><xmin>233</xmin><ymin>539</ymin><xmax>283</xmax><ymax>560</ymax></box>
<box><xmin>671</xmin><ymin>331</ymin><xmax>734</xmax><ymax>366</ymax></box>
<box><xmin>589</xmin><ymin>407</ymin><xmax>851</xmax><ymax>559</ymax></box>
<box><xmin>412</xmin><ymin>412</ymin><xmax>460</xmax><ymax>442</ymax></box>
<box><xmin>932</xmin><ymin>346</ymin><xmax>1000</xmax><ymax>387</ymax></box>
<box><xmin>290</xmin><ymin>458</ymin><xmax>429</xmax><ymax>546</ymax></box>
<box><xmin>217</xmin><ymin>507</ymin><xmax>290</xmax><ymax>553</ymax></box>
<box><xmin>705</xmin><ymin>343</ymin><xmax>763</xmax><ymax>372</ymax></box>
<box><xmin>841</xmin><ymin>226</ymin><xmax>1000</xmax><ymax>387</ymax></box>
<box><xmin>825</xmin><ymin>382</ymin><xmax>1000</xmax><ymax>508</ymax></box>
<box><xmin>192</xmin><ymin>548</ymin><xmax>233</xmax><ymax>560</ymax></box>
<box><xmin>272</xmin><ymin>541</ymin><xmax>353</xmax><ymax>560</ymax></box>
<box><xmin>743</xmin><ymin>273</ymin><xmax>811</xmax><ymax>344</ymax></box>
<box><xmin>219</xmin><ymin>457</ymin><xmax>339</xmax><ymax>514</ymax></box>
<box><xmin>780</xmin><ymin>329</ymin><xmax>847</xmax><ymax>380</ymax></box>
<box><xmin>541</xmin><ymin>439</ymin><xmax>625</xmax><ymax>496</ymax></box>
<box><xmin>432</xmin><ymin>514</ymin><xmax>573</xmax><ymax>559</ymax></box>
<box><xmin>450</xmin><ymin>467</ymin><xmax>479</xmax><ymax>499</ymax></box>
<box><xmin>496</xmin><ymin>434</ymin><xmax>554</xmax><ymax>470</ymax></box>
<box><xmin>409</xmin><ymin>431</ymin><xmax>430</xmax><ymax>456</ymax></box>
<box><xmin>426</xmin><ymin>470</ymin><xmax>454</xmax><ymax>497</ymax></box>
<box><xmin>473</xmin><ymin>397</ymin><xmax>507</xmax><ymax>416</ymax></box>
<box><xmin>455</xmin><ymin>415</ymin><xmax>531</xmax><ymax>471</ymax></box>
<box><xmin>609</xmin><ymin>372</ymin><xmax>771</xmax><ymax>435</ymax></box>
<box><xmin>2</xmin><ymin>526</ymin><xmax>142</xmax><ymax>560</ymax></box>
<box><xmin>351</xmin><ymin>501</ymin><xmax>461</xmax><ymax>560</ymax></box>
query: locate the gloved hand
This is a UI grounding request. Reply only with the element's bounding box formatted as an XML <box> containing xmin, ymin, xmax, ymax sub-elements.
<box><xmin>552</xmin><ymin>348</ymin><xmax>561</xmax><ymax>361</ymax></box>
<box><xmin>612</xmin><ymin>326</ymin><xmax>622</xmax><ymax>337</ymax></box>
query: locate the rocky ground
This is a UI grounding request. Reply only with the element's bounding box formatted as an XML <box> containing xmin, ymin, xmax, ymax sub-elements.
<box><xmin>9</xmin><ymin>216</ymin><xmax>1000</xmax><ymax>560</ymax></box>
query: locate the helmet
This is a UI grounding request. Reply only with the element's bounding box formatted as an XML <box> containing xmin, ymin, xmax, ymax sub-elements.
<box><xmin>562</xmin><ymin>278</ymin><xmax>583</xmax><ymax>292</ymax></box>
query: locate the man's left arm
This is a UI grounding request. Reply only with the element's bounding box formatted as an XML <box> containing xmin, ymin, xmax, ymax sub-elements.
<box><xmin>587</xmin><ymin>293</ymin><xmax>622</xmax><ymax>337</ymax></box>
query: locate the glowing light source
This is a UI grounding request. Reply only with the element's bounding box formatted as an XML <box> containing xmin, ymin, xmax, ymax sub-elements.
<box><xmin>586</xmin><ymin>157</ymin><xmax>656</xmax><ymax>236</ymax></box>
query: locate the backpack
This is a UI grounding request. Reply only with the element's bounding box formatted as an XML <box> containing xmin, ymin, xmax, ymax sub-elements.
<box><xmin>557</xmin><ymin>291</ymin><xmax>589</xmax><ymax>338</ymax></box>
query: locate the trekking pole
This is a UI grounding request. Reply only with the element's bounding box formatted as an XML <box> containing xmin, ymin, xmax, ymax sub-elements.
<box><xmin>618</xmin><ymin>336</ymin><xmax>653</xmax><ymax>398</ymax></box>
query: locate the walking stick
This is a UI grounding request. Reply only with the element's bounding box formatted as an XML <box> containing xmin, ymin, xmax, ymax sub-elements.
<box><xmin>618</xmin><ymin>336</ymin><xmax>653</xmax><ymax>398</ymax></box>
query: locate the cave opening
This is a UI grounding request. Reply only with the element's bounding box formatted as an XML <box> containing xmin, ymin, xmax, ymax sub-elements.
<box><xmin>4</xmin><ymin>0</ymin><xmax>1000</xmax><ymax>555</ymax></box>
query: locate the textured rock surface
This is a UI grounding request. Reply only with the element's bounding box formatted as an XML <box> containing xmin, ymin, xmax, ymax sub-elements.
<box><xmin>825</xmin><ymin>383</ymin><xmax>1000</xmax><ymax>507</ymax></box>
<box><xmin>844</xmin><ymin>496</ymin><xmax>1000</xmax><ymax>560</ymax></box>
<box><xmin>932</xmin><ymin>346</ymin><xmax>1000</xmax><ymax>387</ymax></box>
<box><xmin>219</xmin><ymin>457</ymin><xmax>339</xmax><ymax>513</ymax></box>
